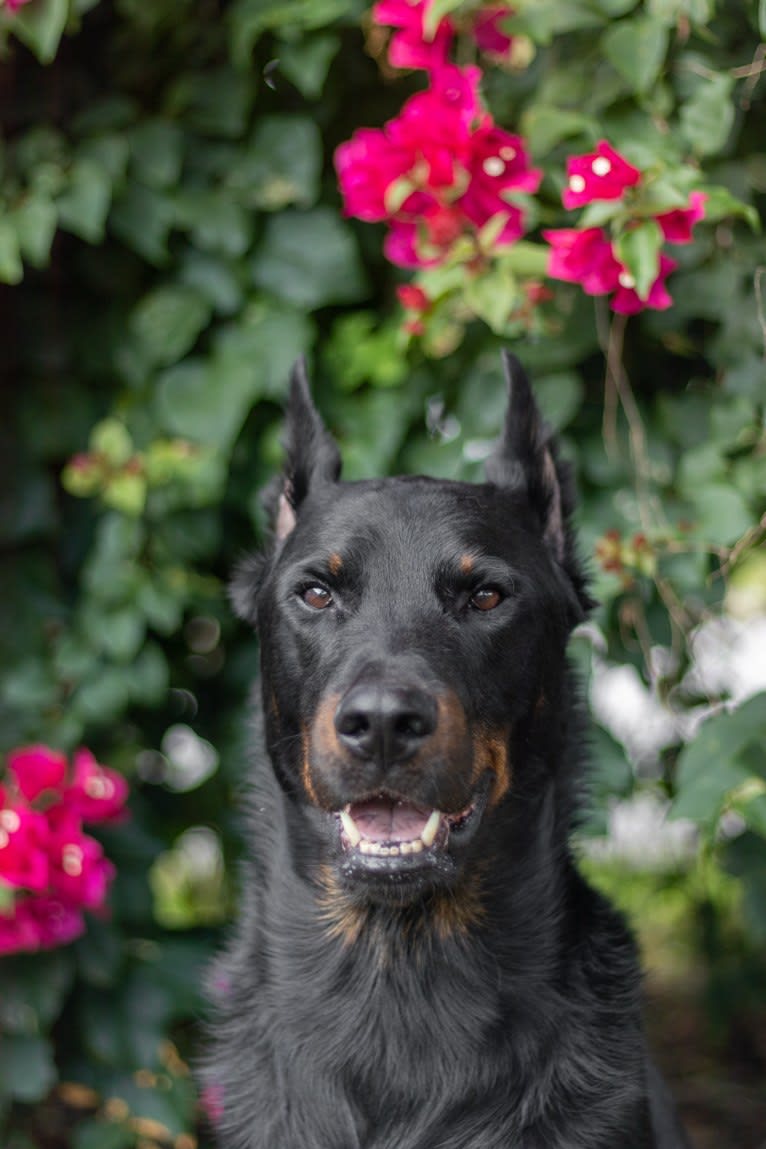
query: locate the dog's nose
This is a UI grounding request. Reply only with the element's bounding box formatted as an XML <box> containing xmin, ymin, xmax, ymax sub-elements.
<box><xmin>334</xmin><ymin>683</ymin><xmax>437</xmax><ymax>764</ymax></box>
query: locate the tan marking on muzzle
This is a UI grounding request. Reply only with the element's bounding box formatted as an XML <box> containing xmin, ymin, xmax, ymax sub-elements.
<box><xmin>430</xmin><ymin>869</ymin><xmax>486</xmax><ymax>941</ymax></box>
<box><xmin>300</xmin><ymin>727</ymin><xmax>320</xmax><ymax>806</ymax></box>
<box><xmin>472</xmin><ymin>729</ymin><xmax>511</xmax><ymax>806</ymax></box>
<box><xmin>303</xmin><ymin>692</ymin><xmax>343</xmax><ymax>807</ymax></box>
<box><xmin>315</xmin><ymin>865</ymin><xmax>367</xmax><ymax>947</ymax></box>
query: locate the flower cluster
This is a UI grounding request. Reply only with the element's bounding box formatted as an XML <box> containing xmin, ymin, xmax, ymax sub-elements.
<box><xmin>0</xmin><ymin>745</ymin><xmax>128</xmax><ymax>955</ymax></box>
<box><xmin>544</xmin><ymin>141</ymin><xmax>707</xmax><ymax>314</ymax></box>
<box><xmin>336</xmin><ymin>63</ymin><xmax>541</xmax><ymax>269</ymax></box>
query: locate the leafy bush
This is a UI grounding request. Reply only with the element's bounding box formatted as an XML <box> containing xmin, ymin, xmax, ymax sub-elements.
<box><xmin>1</xmin><ymin>0</ymin><xmax>764</xmax><ymax>1144</ymax></box>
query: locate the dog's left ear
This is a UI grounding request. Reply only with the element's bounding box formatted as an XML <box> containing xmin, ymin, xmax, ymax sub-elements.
<box><xmin>487</xmin><ymin>351</ymin><xmax>593</xmax><ymax>618</ymax></box>
<box><xmin>276</xmin><ymin>357</ymin><xmax>342</xmax><ymax>541</ymax></box>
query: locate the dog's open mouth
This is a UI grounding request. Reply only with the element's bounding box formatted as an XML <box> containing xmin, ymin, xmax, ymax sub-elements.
<box><xmin>334</xmin><ymin>776</ymin><xmax>489</xmax><ymax>876</ymax></box>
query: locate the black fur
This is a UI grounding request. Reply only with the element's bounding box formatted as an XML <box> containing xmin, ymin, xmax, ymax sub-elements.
<box><xmin>205</xmin><ymin>354</ymin><xmax>691</xmax><ymax>1149</ymax></box>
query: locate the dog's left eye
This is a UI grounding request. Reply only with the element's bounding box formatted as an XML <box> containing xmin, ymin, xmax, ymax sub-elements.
<box><xmin>469</xmin><ymin>587</ymin><xmax>503</xmax><ymax>612</ymax></box>
<box><xmin>301</xmin><ymin>585</ymin><xmax>334</xmax><ymax>610</ymax></box>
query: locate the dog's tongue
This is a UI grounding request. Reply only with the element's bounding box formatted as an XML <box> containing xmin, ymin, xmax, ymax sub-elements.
<box><xmin>348</xmin><ymin>797</ymin><xmax>430</xmax><ymax>843</ymax></box>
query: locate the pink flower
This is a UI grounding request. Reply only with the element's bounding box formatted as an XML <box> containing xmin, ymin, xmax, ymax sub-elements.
<box><xmin>373</xmin><ymin>0</ymin><xmax>453</xmax><ymax>71</ymax></box>
<box><xmin>389</xmin><ymin>67</ymin><xmax>483</xmax><ymax>187</ymax></box>
<box><xmin>64</xmin><ymin>747</ymin><xmax>129</xmax><ymax>823</ymax></box>
<box><xmin>46</xmin><ymin>806</ymin><xmax>115</xmax><ymax>912</ymax></box>
<box><xmin>0</xmin><ymin>896</ymin><xmax>86</xmax><ymax>954</ymax></box>
<box><xmin>31</xmin><ymin>898</ymin><xmax>86</xmax><ymax>949</ymax></box>
<box><xmin>335</xmin><ymin>128</ymin><xmax>414</xmax><ymax>221</ymax></box>
<box><xmin>543</xmin><ymin>227</ymin><xmax>622</xmax><ymax>295</ymax></box>
<box><xmin>7</xmin><ymin>744</ymin><xmax>67</xmax><ymax>802</ymax></box>
<box><xmin>611</xmin><ymin>253</ymin><xmax>677</xmax><ymax>315</ymax></box>
<box><xmin>562</xmin><ymin>141</ymin><xmax>641</xmax><ymax>210</ymax></box>
<box><xmin>201</xmin><ymin>1083</ymin><xmax>225</xmax><ymax>1124</ymax></box>
<box><xmin>472</xmin><ymin>6</ymin><xmax>514</xmax><ymax>57</ymax></box>
<box><xmin>3</xmin><ymin>0</ymin><xmax>33</xmax><ymax>11</ymax></box>
<box><xmin>459</xmin><ymin>126</ymin><xmax>541</xmax><ymax>242</ymax></box>
<box><xmin>656</xmin><ymin>191</ymin><xmax>707</xmax><ymax>244</ymax></box>
<box><xmin>0</xmin><ymin>790</ymin><xmax>50</xmax><ymax>892</ymax></box>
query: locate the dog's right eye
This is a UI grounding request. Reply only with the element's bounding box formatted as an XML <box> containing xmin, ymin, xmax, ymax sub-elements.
<box><xmin>300</xmin><ymin>585</ymin><xmax>334</xmax><ymax>610</ymax></box>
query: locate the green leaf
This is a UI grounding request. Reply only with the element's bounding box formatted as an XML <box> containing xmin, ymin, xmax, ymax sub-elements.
<box><xmin>131</xmin><ymin>285</ymin><xmax>211</xmax><ymax>368</ymax></box>
<box><xmin>252</xmin><ymin>208</ymin><xmax>369</xmax><ymax>309</ymax></box>
<box><xmin>687</xmin><ymin>484</ymin><xmax>755</xmax><ymax>547</ymax></box>
<box><xmin>464</xmin><ymin>262</ymin><xmax>519</xmax><ymax>334</ymax></box>
<box><xmin>602</xmin><ymin>17</ymin><xmax>669</xmax><ymax>94</ymax></box>
<box><xmin>679</xmin><ymin>72</ymin><xmax>736</xmax><ymax>156</ymax></box>
<box><xmin>277</xmin><ymin>33</ymin><xmax>340</xmax><ymax>99</ymax></box>
<box><xmin>0</xmin><ymin>951</ymin><xmax>74</xmax><ymax>1033</ymax></box>
<box><xmin>11</xmin><ymin>0</ymin><xmax>68</xmax><ymax>63</ymax></box>
<box><xmin>699</xmin><ymin>185</ymin><xmax>760</xmax><ymax>231</ymax></box>
<box><xmin>229</xmin><ymin>0</ymin><xmax>349</xmax><ymax>65</ymax></box>
<box><xmin>12</xmin><ymin>195</ymin><xmax>58</xmax><ymax>268</ymax></box>
<box><xmin>0</xmin><ymin>219</ymin><xmax>23</xmax><ymax>284</ymax></box>
<box><xmin>57</xmin><ymin>159</ymin><xmax>112</xmax><ymax>244</ymax></box>
<box><xmin>110</xmin><ymin>183</ymin><xmax>174</xmax><ymax>265</ymax></box>
<box><xmin>501</xmin><ymin>241</ymin><xmax>551</xmax><ymax>279</ymax></box>
<box><xmin>614</xmin><ymin>219</ymin><xmax>663</xmax><ymax>300</ymax></box>
<box><xmin>129</xmin><ymin>119</ymin><xmax>184</xmax><ymax>189</ymax></box>
<box><xmin>168</xmin><ymin>68</ymin><xmax>253</xmax><ymax>138</ymax></box>
<box><xmin>761</xmin><ymin>0</ymin><xmax>766</xmax><ymax>36</ymax></box>
<box><xmin>230</xmin><ymin>115</ymin><xmax>323</xmax><ymax>211</ymax></box>
<box><xmin>672</xmin><ymin>695</ymin><xmax>766</xmax><ymax>828</ymax></box>
<box><xmin>521</xmin><ymin>105</ymin><xmax>597</xmax><ymax>155</ymax></box>
<box><xmin>0</xmin><ymin>1034</ymin><xmax>57</xmax><ymax>1102</ymax></box>
<box><xmin>129</xmin><ymin>642</ymin><xmax>169</xmax><ymax>705</ymax></box>
<box><xmin>534</xmin><ymin>372</ymin><xmax>585</xmax><ymax>431</ymax></box>
<box><xmin>175</xmin><ymin>190</ymin><xmax>254</xmax><ymax>258</ymax></box>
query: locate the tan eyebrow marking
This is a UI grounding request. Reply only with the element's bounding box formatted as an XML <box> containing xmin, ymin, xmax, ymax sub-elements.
<box><xmin>328</xmin><ymin>553</ymin><xmax>343</xmax><ymax>576</ymax></box>
<box><xmin>460</xmin><ymin>554</ymin><xmax>475</xmax><ymax>575</ymax></box>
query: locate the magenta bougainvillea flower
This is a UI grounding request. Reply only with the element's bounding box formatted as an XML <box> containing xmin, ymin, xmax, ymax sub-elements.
<box><xmin>7</xmin><ymin>744</ymin><xmax>67</xmax><ymax>802</ymax></box>
<box><xmin>611</xmin><ymin>253</ymin><xmax>677</xmax><ymax>315</ymax></box>
<box><xmin>472</xmin><ymin>6</ymin><xmax>515</xmax><ymax>57</ymax></box>
<box><xmin>656</xmin><ymin>191</ymin><xmax>707</xmax><ymax>244</ymax></box>
<box><xmin>0</xmin><ymin>789</ymin><xmax>50</xmax><ymax>892</ymax></box>
<box><xmin>0</xmin><ymin>744</ymin><xmax>128</xmax><ymax>955</ymax></box>
<box><xmin>3</xmin><ymin>0</ymin><xmax>33</xmax><ymax>11</ymax></box>
<box><xmin>542</xmin><ymin>227</ymin><xmax>621</xmax><ymax>296</ymax></box>
<box><xmin>562</xmin><ymin>141</ymin><xmax>641</xmax><ymax>210</ymax></box>
<box><xmin>373</xmin><ymin>0</ymin><xmax>453</xmax><ymax>71</ymax></box>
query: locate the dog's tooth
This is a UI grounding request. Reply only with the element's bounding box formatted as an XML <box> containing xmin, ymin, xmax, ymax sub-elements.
<box><xmin>410</xmin><ymin>839</ymin><xmax>424</xmax><ymax>853</ymax></box>
<box><xmin>340</xmin><ymin>809</ymin><xmax>361</xmax><ymax>846</ymax></box>
<box><xmin>399</xmin><ymin>841</ymin><xmax>412</xmax><ymax>855</ymax></box>
<box><xmin>388</xmin><ymin>845</ymin><xmax>400</xmax><ymax>856</ymax></box>
<box><xmin>379</xmin><ymin>846</ymin><xmax>390</xmax><ymax>857</ymax></box>
<box><xmin>359</xmin><ymin>840</ymin><xmax>373</xmax><ymax>854</ymax></box>
<box><xmin>420</xmin><ymin>810</ymin><xmax>441</xmax><ymax>848</ymax></box>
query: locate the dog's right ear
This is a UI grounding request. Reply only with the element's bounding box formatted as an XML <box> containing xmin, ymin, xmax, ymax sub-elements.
<box><xmin>275</xmin><ymin>357</ymin><xmax>342</xmax><ymax>541</ymax></box>
<box><xmin>230</xmin><ymin>359</ymin><xmax>341</xmax><ymax>626</ymax></box>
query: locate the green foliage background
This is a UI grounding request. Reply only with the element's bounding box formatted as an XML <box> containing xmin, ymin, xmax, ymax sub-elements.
<box><xmin>0</xmin><ymin>1</ymin><xmax>765</xmax><ymax>1145</ymax></box>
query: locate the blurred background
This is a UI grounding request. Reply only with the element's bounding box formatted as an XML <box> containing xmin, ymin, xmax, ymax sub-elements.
<box><xmin>0</xmin><ymin>1</ymin><xmax>764</xmax><ymax>1147</ymax></box>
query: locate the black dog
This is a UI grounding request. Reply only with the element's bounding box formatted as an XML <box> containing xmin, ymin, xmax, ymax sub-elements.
<box><xmin>204</xmin><ymin>353</ymin><xmax>690</xmax><ymax>1149</ymax></box>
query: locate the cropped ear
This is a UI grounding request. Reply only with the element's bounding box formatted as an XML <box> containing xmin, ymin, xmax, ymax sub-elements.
<box><xmin>486</xmin><ymin>351</ymin><xmax>566</xmax><ymax>564</ymax></box>
<box><xmin>276</xmin><ymin>357</ymin><xmax>342</xmax><ymax>540</ymax></box>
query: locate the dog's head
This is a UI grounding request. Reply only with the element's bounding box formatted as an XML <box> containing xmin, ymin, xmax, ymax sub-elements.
<box><xmin>233</xmin><ymin>354</ymin><xmax>591</xmax><ymax>910</ymax></box>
